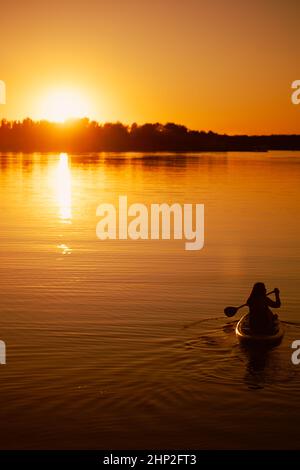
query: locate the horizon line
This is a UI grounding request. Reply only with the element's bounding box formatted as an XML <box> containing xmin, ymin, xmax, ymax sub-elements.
<box><xmin>1</xmin><ymin>117</ymin><xmax>300</xmax><ymax>138</ymax></box>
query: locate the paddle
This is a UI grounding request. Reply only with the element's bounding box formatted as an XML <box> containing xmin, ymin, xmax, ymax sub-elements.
<box><xmin>224</xmin><ymin>290</ymin><xmax>275</xmax><ymax>317</ymax></box>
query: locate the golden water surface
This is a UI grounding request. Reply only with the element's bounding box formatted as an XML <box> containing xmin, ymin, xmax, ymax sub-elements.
<box><xmin>0</xmin><ymin>151</ymin><xmax>299</xmax><ymax>449</ymax></box>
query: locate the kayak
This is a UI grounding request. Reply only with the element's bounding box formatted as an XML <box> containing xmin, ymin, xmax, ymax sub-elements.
<box><xmin>235</xmin><ymin>313</ymin><xmax>284</xmax><ymax>346</ymax></box>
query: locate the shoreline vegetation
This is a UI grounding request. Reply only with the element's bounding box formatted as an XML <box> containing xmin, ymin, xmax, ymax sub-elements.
<box><xmin>0</xmin><ymin>118</ymin><xmax>300</xmax><ymax>152</ymax></box>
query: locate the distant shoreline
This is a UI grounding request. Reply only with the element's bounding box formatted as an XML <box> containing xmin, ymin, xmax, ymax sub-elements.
<box><xmin>1</xmin><ymin>119</ymin><xmax>300</xmax><ymax>152</ymax></box>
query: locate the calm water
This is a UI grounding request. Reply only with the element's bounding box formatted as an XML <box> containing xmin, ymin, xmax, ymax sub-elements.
<box><xmin>0</xmin><ymin>151</ymin><xmax>300</xmax><ymax>449</ymax></box>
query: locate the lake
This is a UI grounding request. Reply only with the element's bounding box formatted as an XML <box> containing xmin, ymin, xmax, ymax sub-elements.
<box><xmin>0</xmin><ymin>151</ymin><xmax>300</xmax><ymax>449</ymax></box>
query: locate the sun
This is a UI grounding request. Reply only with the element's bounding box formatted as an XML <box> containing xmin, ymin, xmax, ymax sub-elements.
<box><xmin>40</xmin><ymin>89</ymin><xmax>90</xmax><ymax>122</ymax></box>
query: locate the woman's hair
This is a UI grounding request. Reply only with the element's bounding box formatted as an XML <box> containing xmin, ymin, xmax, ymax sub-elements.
<box><xmin>247</xmin><ymin>282</ymin><xmax>266</xmax><ymax>303</ymax></box>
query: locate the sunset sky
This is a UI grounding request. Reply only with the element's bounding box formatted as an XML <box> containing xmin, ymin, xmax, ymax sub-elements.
<box><xmin>1</xmin><ymin>0</ymin><xmax>300</xmax><ymax>134</ymax></box>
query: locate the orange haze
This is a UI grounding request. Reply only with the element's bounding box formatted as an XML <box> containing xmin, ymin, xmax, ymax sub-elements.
<box><xmin>1</xmin><ymin>0</ymin><xmax>300</xmax><ymax>134</ymax></box>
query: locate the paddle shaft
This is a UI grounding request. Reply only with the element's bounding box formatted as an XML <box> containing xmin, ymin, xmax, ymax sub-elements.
<box><xmin>236</xmin><ymin>290</ymin><xmax>275</xmax><ymax>311</ymax></box>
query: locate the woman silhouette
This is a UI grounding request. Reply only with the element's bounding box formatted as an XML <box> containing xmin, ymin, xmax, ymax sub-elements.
<box><xmin>247</xmin><ymin>283</ymin><xmax>281</xmax><ymax>334</ymax></box>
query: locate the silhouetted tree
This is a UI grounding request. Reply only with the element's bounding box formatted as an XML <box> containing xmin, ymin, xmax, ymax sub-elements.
<box><xmin>0</xmin><ymin>118</ymin><xmax>299</xmax><ymax>152</ymax></box>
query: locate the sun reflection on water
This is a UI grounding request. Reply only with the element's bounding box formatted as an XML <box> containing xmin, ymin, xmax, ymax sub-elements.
<box><xmin>56</xmin><ymin>153</ymin><xmax>72</xmax><ymax>222</ymax></box>
<box><xmin>57</xmin><ymin>243</ymin><xmax>72</xmax><ymax>255</ymax></box>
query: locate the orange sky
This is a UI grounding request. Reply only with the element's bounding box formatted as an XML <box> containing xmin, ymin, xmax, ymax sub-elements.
<box><xmin>1</xmin><ymin>0</ymin><xmax>300</xmax><ymax>134</ymax></box>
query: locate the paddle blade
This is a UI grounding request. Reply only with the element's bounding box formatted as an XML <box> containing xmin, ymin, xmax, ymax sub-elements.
<box><xmin>224</xmin><ymin>306</ymin><xmax>238</xmax><ymax>317</ymax></box>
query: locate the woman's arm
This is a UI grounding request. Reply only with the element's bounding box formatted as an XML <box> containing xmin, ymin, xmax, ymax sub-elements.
<box><xmin>267</xmin><ymin>288</ymin><xmax>281</xmax><ymax>308</ymax></box>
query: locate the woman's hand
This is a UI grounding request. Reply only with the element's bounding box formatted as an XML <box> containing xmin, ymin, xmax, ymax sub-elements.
<box><xmin>274</xmin><ymin>288</ymin><xmax>280</xmax><ymax>295</ymax></box>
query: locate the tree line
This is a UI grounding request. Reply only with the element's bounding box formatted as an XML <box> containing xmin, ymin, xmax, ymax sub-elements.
<box><xmin>0</xmin><ymin>118</ymin><xmax>300</xmax><ymax>152</ymax></box>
